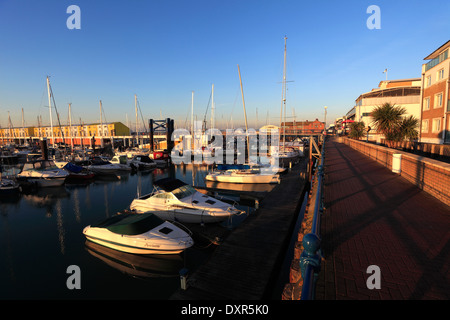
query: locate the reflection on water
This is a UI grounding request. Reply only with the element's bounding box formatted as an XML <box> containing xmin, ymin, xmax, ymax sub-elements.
<box><xmin>0</xmin><ymin>164</ymin><xmax>267</xmax><ymax>299</ymax></box>
<box><xmin>85</xmin><ymin>240</ymin><xmax>184</xmax><ymax>279</ymax></box>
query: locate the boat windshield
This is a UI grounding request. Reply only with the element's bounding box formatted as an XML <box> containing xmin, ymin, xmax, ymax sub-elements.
<box><xmin>172</xmin><ymin>184</ymin><xmax>197</xmax><ymax>199</ymax></box>
<box><xmin>23</xmin><ymin>160</ymin><xmax>58</xmax><ymax>171</ymax></box>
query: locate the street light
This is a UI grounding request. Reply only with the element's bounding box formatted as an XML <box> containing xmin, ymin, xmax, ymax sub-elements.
<box><xmin>324</xmin><ymin>106</ymin><xmax>328</xmax><ymax>133</ymax></box>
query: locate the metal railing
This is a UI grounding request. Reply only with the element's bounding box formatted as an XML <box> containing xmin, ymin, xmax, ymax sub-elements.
<box><xmin>299</xmin><ymin>141</ymin><xmax>325</xmax><ymax>300</ymax></box>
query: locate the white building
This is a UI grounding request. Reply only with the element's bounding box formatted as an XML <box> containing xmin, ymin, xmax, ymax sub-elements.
<box><xmin>347</xmin><ymin>78</ymin><xmax>422</xmax><ymax>142</ymax></box>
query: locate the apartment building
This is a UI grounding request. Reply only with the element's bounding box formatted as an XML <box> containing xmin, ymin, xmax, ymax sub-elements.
<box><xmin>347</xmin><ymin>78</ymin><xmax>422</xmax><ymax>142</ymax></box>
<box><xmin>420</xmin><ymin>40</ymin><xmax>450</xmax><ymax>144</ymax></box>
<box><xmin>0</xmin><ymin>122</ymin><xmax>130</xmax><ymax>145</ymax></box>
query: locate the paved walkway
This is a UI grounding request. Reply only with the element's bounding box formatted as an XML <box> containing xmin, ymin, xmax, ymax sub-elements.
<box><xmin>316</xmin><ymin>139</ymin><xmax>450</xmax><ymax>300</ymax></box>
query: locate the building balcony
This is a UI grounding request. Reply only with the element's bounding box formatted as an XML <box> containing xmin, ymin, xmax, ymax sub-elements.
<box><xmin>425</xmin><ymin>49</ymin><xmax>448</xmax><ymax>71</ymax></box>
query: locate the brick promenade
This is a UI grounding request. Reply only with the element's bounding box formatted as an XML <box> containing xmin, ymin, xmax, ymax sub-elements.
<box><xmin>316</xmin><ymin>139</ymin><xmax>450</xmax><ymax>299</ymax></box>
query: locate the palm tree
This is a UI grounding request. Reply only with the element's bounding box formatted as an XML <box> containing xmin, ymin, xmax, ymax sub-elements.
<box><xmin>399</xmin><ymin>115</ymin><xmax>419</xmax><ymax>141</ymax></box>
<box><xmin>370</xmin><ymin>103</ymin><xmax>406</xmax><ymax>146</ymax></box>
<box><xmin>349</xmin><ymin>121</ymin><xmax>366</xmax><ymax>140</ymax></box>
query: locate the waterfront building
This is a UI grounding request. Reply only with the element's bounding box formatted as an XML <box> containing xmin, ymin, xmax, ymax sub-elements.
<box><xmin>419</xmin><ymin>40</ymin><xmax>450</xmax><ymax>144</ymax></box>
<box><xmin>346</xmin><ymin>78</ymin><xmax>422</xmax><ymax>143</ymax></box>
<box><xmin>280</xmin><ymin>119</ymin><xmax>325</xmax><ymax>136</ymax></box>
<box><xmin>0</xmin><ymin>122</ymin><xmax>130</xmax><ymax>145</ymax></box>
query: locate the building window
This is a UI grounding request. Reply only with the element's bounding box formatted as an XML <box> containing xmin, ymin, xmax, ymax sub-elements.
<box><xmin>434</xmin><ymin>93</ymin><xmax>443</xmax><ymax>108</ymax></box>
<box><xmin>426</xmin><ymin>75</ymin><xmax>431</xmax><ymax>87</ymax></box>
<box><xmin>422</xmin><ymin>120</ymin><xmax>429</xmax><ymax>133</ymax></box>
<box><xmin>437</xmin><ymin>68</ymin><xmax>444</xmax><ymax>81</ymax></box>
<box><xmin>432</xmin><ymin>118</ymin><xmax>441</xmax><ymax>133</ymax></box>
<box><xmin>424</xmin><ymin>97</ymin><xmax>430</xmax><ymax>110</ymax></box>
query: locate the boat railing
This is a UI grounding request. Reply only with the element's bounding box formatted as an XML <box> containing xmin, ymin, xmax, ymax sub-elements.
<box><xmin>299</xmin><ymin>140</ymin><xmax>325</xmax><ymax>300</ymax></box>
<box><xmin>169</xmin><ymin>220</ymin><xmax>193</xmax><ymax>236</ymax></box>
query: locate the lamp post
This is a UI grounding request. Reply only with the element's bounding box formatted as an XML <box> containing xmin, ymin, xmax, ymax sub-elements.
<box><xmin>324</xmin><ymin>106</ymin><xmax>328</xmax><ymax>134</ymax></box>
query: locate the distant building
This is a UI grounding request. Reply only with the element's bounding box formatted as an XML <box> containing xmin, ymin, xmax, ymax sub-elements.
<box><xmin>420</xmin><ymin>40</ymin><xmax>450</xmax><ymax>144</ymax></box>
<box><xmin>0</xmin><ymin>122</ymin><xmax>130</xmax><ymax>145</ymax></box>
<box><xmin>347</xmin><ymin>78</ymin><xmax>422</xmax><ymax>142</ymax></box>
<box><xmin>281</xmin><ymin>119</ymin><xmax>325</xmax><ymax>135</ymax></box>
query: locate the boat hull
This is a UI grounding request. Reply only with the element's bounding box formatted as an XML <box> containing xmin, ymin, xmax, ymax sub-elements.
<box><xmin>17</xmin><ymin>176</ymin><xmax>66</xmax><ymax>187</ymax></box>
<box><xmin>205</xmin><ymin>172</ymin><xmax>279</xmax><ymax>184</ymax></box>
<box><xmin>84</xmin><ymin>236</ymin><xmax>187</xmax><ymax>255</ymax></box>
<box><xmin>130</xmin><ymin>207</ymin><xmax>235</xmax><ymax>224</ymax></box>
<box><xmin>82</xmin><ymin>215</ymin><xmax>193</xmax><ymax>255</ymax></box>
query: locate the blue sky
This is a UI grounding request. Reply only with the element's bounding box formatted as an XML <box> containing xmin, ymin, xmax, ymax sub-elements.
<box><xmin>0</xmin><ymin>0</ymin><xmax>449</xmax><ymax>131</ymax></box>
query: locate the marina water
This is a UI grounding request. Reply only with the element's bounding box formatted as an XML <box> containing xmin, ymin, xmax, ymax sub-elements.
<box><xmin>0</xmin><ymin>164</ymin><xmax>254</xmax><ymax>299</ymax></box>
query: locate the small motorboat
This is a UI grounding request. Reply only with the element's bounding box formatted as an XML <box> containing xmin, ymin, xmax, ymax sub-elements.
<box><xmin>205</xmin><ymin>168</ymin><xmax>280</xmax><ymax>184</ymax></box>
<box><xmin>0</xmin><ymin>178</ymin><xmax>20</xmax><ymax>195</ymax></box>
<box><xmin>63</xmin><ymin>162</ymin><xmax>96</xmax><ymax>180</ymax></box>
<box><xmin>16</xmin><ymin>159</ymin><xmax>69</xmax><ymax>187</ymax></box>
<box><xmin>83</xmin><ymin>212</ymin><xmax>194</xmax><ymax>255</ymax></box>
<box><xmin>129</xmin><ymin>155</ymin><xmax>157</xmax><ymax>171</ymax></box>
<box><xmin>129</xmin><ymin>178</ymin><xmax>243</xmax><ymax>224</ymax></box>
<box><xmin>110</xmin><ymin>155</ymin><xmax>132</xmax><ymax>171</ymax></box>
<box><xmin>84</xmin><ymin>157</ymin><xmax>123</xmax><ymax>175</ymax></box>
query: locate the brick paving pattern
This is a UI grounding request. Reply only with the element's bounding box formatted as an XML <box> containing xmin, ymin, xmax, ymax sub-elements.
<box><xmin>316</xmin><ymin>139</ymin><xmax>450</xmax><ymax>300</ymax></box>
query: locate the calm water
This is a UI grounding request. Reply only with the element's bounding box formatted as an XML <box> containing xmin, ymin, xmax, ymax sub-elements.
<box><xmin>0</xmin><ymin>164</ymin><xmax>254</xmax><ymax>300</ymax></box>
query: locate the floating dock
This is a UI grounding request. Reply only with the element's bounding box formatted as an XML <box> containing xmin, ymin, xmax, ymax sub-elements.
<box><xmin>170</xmin><ymin>158</ymin><xmax>308</xmax><ymax>300</ymax></box>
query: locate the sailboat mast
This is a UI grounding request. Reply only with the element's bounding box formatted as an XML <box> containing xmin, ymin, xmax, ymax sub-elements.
<box><xmin>135</xmin><ymin>94</ymin><xmax>138</xmax><ymax>146</ymax></box>
<box><xmin>191</xmin><ymin>91</ymin><xmax>194</xmax><ymax>150</ymax></box>
<box><xmin>46</xmin><ymin>76</ymin><xmax>55</xmax><ymax>146</ymax></box>
<box><xmin>237</xmin><ymin>64</ymin><xmax>249</xmax><ymax>158</ymax></box>
<box><xmin>282</xmin><ymin>36</ymin><xmax>287</xmax><ymax>148</ymax></box>
<box><xmin>69</xmin><ymin>103</ymin><xmax>74</xmax><ymax>152</ymax></box>
<box><xmin>21</xmin><ymin>108</ymin><xmax>25</xmax><ymax>144</ymax></box>
<box><xmin>211</xmin><ymin>84</ymin><xmax>215</xmax><ymax>140</ymax></box>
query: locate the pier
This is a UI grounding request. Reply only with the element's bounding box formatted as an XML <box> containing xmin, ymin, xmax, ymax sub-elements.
<box><xmin>170</xmin><ymin>158</ymin><xmax>308</xmax><ymax>300</ymax></box>
<box><xmin>315</xmin><ymin>138</ymin><xmax>450</xmax><ymax>299</ymax></box>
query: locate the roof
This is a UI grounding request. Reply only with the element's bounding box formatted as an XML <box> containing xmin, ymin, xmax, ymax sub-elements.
<box><xmin>154</xmin><ymin>178</ymin><xmax>187</xmax><ymax>192</ymax></box>
<box><xmin>92</xmin><ymin>213</ymin><xmax>164</xmax><ymax>235</ymax></box>
<box><xmin>424</xmin><ymin>40</ymin><xmax>450</xmax><ymax>60</ymax></box>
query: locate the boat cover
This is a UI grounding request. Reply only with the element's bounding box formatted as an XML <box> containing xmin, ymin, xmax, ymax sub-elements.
<box><xmin>92</xmin><ymin>213</ymin><xmax>165</xmax><ymax>235</ymax></box>
<box><xmin>153</xmin><ymin>178</ymin><xmax>187</xmax><ymax>192</ymax></box>
<box><xmin>64</xmin><ymin>162</ymin><xmax>83</xmax><ymax>173</ymax></box>
<box><xmin>216</xmin><ymin>164</ymin><xmax>250</xmax><ymax>170</ymax></box>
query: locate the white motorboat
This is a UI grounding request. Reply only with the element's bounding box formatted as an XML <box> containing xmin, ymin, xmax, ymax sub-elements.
<box><xmin>85</xmin><ymin>157</ymin><xmax>123</xmax><ymax>175</ymax></box>
<box><xmin>110</xmin><ymin>155</ymin><xmax>132</xmax><ymax>171</ymax></box>
<box><xmin>129</xmin><ymin>155</ymin><xmax>157</xmax><ymax>171</ymax></box>
<box><xmin>83</xmin><ymin>212</ymin><xmax>194</xmax><ymax>255</ymax></box>
<box><xmin>205</xmin><ymin>168</ymin><xmax>280</xmax><ymax>184</ymax></box>
<box><xmin>16</xmin><ymin>159</ymin><xmax>69</xmax><ymax>187</ymax></box>
<box><xmin>274</xmin><ymin>146</ymin><xmax>301</xmax><ymax>167</ymax></box>
<box><xmin>129</xmin><ymin>178</ymin><xmax>243</xmax><ymax>224</ymax></box>
<box><xmin>0</xmin><ymin>178</ymin><xmax>20</xmax><ymax>195</ymax></box>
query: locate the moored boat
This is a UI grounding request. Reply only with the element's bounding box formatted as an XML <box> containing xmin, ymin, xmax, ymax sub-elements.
<box><xmin>85</xmin><ymin>157</ymin><xmax>123</xmax><ymax>175</ymax></box>
<box><xmin>0</xmin><ymin>178</ymin><xmax>20</xmax><ymax>195</ymax></box>
<box><xmin>83</xmin><ymin>212</ymin><xmax>194</xmax><ymax>254</ymax></box>
<box><xmin>129</xmin><ymin>155</ymin><xmax>157</xmax><ymax>171</ymax></box>
<box><xmin>129</xmin><ymin>178</ymin><xmax>243</xmax><ymax>223</ymax></box>
<box><xmin>63</xmin><ymin>162</ymin><xmax>96</xmax><ymax>180</ymax></box>
<box><xmin>110</xmin><ymin>155</ymin><xmax>132</xmax><ymax>171</ymax></box>
<box><xmin>205</xmin><ymin>168</ymin><xmax>280</xmax><ymax>184</ymax></box>
<box><xmin>16</xmin><ymin>159</ymin><xmax>69</xmax><ymax>187</ymax></box>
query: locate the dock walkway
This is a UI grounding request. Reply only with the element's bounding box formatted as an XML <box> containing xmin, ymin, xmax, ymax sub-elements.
<box><xmin>170</xmin><ymin>160</ymin><xmax>307</xmax><ymax>300</ymax></box>
<box><xmin>317</xmin><ymin>139</ymin><xmax>450</xmax><ymax>299</ymax></box>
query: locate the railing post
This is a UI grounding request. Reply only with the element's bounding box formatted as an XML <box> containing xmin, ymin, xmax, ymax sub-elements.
<box><xmin>299</xmin><ymin>233</ymin><xmax>322</xmax><ymax>299</ymax></box>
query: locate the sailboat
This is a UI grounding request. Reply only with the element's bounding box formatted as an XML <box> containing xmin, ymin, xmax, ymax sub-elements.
<box><xmin>205</xmin><ymin>65</ymin><xmax>282</xmax><ymax>184</ymax></box>
<box><xmin>275</xmin><ymin>36</ymin><xmax>301</xmax><ymax>167</ymax></box>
